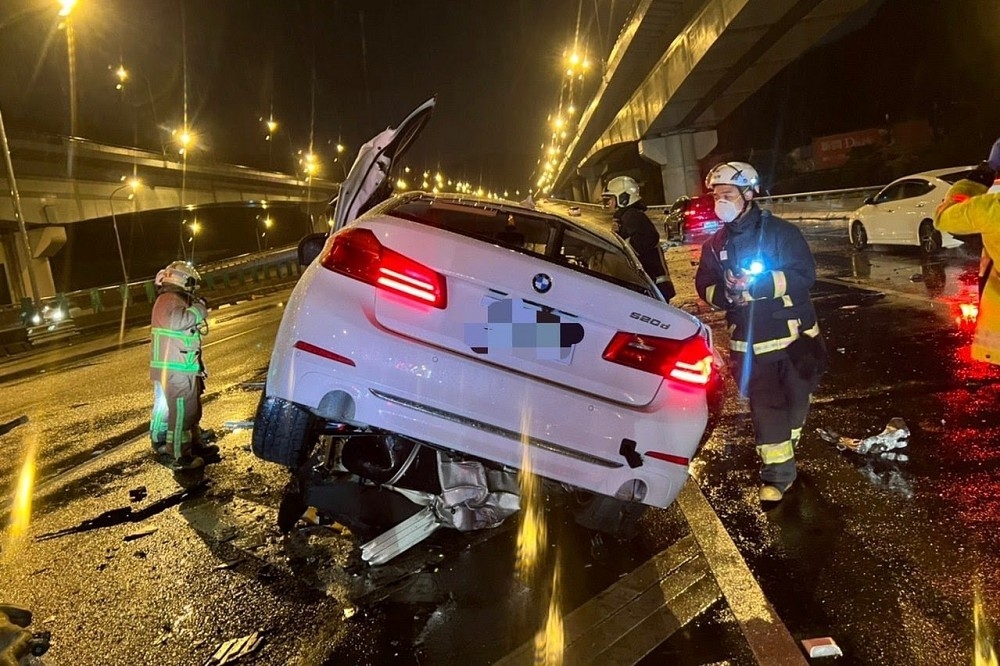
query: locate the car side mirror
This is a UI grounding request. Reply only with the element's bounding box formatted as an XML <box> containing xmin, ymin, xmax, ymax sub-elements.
<box><xmin>864</xmin><ymin>196</ymin><xmax>875</xmax><ymax>206</ymax></box>
<box><xmin>297</xmin><ymin>232</ymin><xmax>328</xmax><ymax>267</ymax></box>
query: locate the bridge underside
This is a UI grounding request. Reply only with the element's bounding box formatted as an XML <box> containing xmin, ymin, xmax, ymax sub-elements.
<box><xmin>555</xmin><ymin>0</ymin><xmax>872</xmax><ymax>201</ymax></box>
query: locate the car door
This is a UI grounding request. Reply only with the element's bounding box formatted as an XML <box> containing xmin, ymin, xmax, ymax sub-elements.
<box><xmin>898</xmin><ymin>179</ymin><xmax>936</xmax><ymax>244</ymax></box>
<box><xmin>864</xmin><ymin>182</ymin><xmax>906</xmax><ymax>243</ymax></box>
<box><xmin>332</xmin><ymin>96</ymin><xmax>436</xmax><ymax>231</ymax></box>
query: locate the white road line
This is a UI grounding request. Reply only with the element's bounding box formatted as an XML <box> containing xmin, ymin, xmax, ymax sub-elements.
<box><xmin>677</xmin><ymin>478</ymin><xmax>807</xmax><ymax>665</ymax></box>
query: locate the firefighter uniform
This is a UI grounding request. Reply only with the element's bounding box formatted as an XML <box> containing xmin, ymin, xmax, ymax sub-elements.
<box><xmin>695</xmin><ymin>203</ymin><xmax>824</xmax><ymax>495</ymax></box>
<box><xmin>613</xmin><ymin>203</ymin><xmax>676</xmax><ymax>302</ymax></box>
<box><xmin>935</xmin><ymin>179</ymin><xmax>1000</xmax><ymax>365</ymax></box>
<box><xmin>149</xmin><ymin>279</ymin><xmax>208</xmax><ymax>465</ymax></box>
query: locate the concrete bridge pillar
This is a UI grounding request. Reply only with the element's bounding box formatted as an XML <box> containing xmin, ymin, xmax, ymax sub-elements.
<box><xmin>0</xmin><ymin>227</ymin><xmax>64</xmax><ymax>304</ymax></box>
<box><xmin>576</xmin><ymin>164</ymin><xmax>605</xmax><ymax>204</ymax></box>
<box><xmin>639</xmin><ymin>130</ymin><xmax>718</xmax><ymax>204</ymax></box>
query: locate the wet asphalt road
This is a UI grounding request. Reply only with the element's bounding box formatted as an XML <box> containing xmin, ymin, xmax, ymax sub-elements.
<box><xmin>1</xmin><ymin>214</ymin><xmax>998</xmax><ymax>664</ymax></box>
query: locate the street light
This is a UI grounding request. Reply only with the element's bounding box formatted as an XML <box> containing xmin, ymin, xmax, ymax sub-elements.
<box><xmin>109</xmin><ymin>177</ymin><xmax>140</xmax><ymax>343</ymax></box>
<box><xmin>188</xmin><ymin>219</ymin><xmax>201</xmax><ymax>261</ymax></box>
<box><xmin>59</xmin><ymin>0</ymin><xmax>79</xmax><ymax>175</ymax></box>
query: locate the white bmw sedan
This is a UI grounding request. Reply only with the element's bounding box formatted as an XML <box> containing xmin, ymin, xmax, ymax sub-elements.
<box><xmin>849</xmin><ymin>167</ymin><xmax>975</xmax><ymax>254</ymax></box>
<box><xmin>252</xmin><ymin>98</ymin><xmax>722</xmax><ymax>556</ymax></box>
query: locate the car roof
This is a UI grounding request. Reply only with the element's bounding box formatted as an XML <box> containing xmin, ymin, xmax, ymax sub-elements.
<box><xmin>887</xmin><ymin>166</ymin><xmax>976</xmax><ymax>184</ymax></box>
<box><xmin>392</xmin><ymin>191</ymin><xmax>623</xmax><ymax>245</ymax></box>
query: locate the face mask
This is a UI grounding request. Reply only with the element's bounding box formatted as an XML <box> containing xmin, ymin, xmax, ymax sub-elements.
<box><xmin>715</xmin><ymin>198</ymin><xmax>742</xmax><ymax>224</ymax></box>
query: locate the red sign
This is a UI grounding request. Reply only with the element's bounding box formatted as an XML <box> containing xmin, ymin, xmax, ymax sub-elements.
<box><xmin>811</xmin><ymin>128</ymin><xmax>884</xmax><ymax>169</ymax></box>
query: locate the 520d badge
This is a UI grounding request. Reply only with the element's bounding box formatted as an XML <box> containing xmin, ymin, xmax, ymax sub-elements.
<box><xmin>630</xmin><ymin>311</ymin><xmax>672</xmax><ymax>331</ymax></box>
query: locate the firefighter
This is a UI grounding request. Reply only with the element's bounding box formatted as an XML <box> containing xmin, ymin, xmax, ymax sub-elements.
<box><xmin>601</xmin><ymin>176</ymin><xmax>676</xmax><ymax>302</ymax></box>
<box><xmin>149</xmin><ymin>260</ymin><xmax>212</xmax><ymax>470</ymax></box>
<box><xmin>934</xmin><ymin>157</ymin><xmax>1000</xmax><ymax>367</ymax></box>
<box><xmin>695</xmin><ymin>162</ymin><xmax>826</xmax><ymax>503</ymax></box>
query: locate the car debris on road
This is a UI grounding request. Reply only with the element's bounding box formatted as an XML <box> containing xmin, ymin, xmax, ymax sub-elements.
<box><xmin>816</xmin><ymin>417</ymin><xmax>909</xmax><ymax>455</ymax></box>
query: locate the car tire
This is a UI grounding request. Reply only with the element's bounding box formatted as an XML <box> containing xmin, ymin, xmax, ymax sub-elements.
<box><xmin>919</xmin><ymin>220</ymin><xmax>942</xmax><ymax>254</ymax></box>
<box><xmin>252</xmin><ymin>394</ymin><xmax>320</xmax><ymax>467</ymax></box>
<box><xmin>851</xmin><ymin>221</ymin><xmax>868</xmax><ymax>250</ymax></box>
<box><xmin>678</xmin><ymin>222</ymin><xmax>686</xmax><ymax>243</ymax></box>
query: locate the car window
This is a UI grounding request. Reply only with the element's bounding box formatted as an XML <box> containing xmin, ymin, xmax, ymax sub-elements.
<box><xmin>874</xmin><ymin>182</ymin><xmax>907</xmax><ymax>203</ymax></box>
<box><xmin>387</xmin><ymin>197</ymin><xmax>654</xmax><ymax>295</ymax></box>
<box><xmin>901</xmin><ymin>180</ymin><xmax>935</xmax><ymax>199</ymax></box>
<box><xmin>938</xmin><ymin>169</ymin><xmax>973</xmax><ymax>185</ymax></box>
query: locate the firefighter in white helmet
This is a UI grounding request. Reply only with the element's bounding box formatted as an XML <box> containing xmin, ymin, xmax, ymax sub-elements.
<box><xmin>149</xmin><ymin>260</ymin><xmax>214</xmax><ymax>470</ymax></box>
<box><xmin>601</xmin><ymin>175</ymin><xmax>675</xmax><ymax>301</ymax></box>
<box><xmin>695</xmin><ymin>162</ymin><xmax>826</xmax><ymax>503</ymax></box>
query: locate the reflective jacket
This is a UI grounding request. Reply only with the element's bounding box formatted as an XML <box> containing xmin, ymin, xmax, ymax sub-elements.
<box><xmin>935</xmin><ymin>179</ymin><xmax>1000</xmax><ymax>365</ymax></box>
<box><xmin>695</xmin><ymin>204</ymin><xmax>819</xmax><ymax>360</ymax></box>
<box><xmin>149</xmin><ymin>287</ymin><xmax>208</xmax><ymax>380</ymax></box>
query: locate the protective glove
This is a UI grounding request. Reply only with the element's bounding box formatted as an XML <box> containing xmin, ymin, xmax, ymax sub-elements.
<box><xmin>724</xmin><ymin>269</ymin><xmax>750</xmax><ymax>307</ymax></box>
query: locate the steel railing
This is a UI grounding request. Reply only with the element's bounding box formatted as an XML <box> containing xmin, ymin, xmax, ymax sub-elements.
<box><xmin>0</xmin><ymin>244</ymin><xmax>301</xmax><ymax>350</ymax></box>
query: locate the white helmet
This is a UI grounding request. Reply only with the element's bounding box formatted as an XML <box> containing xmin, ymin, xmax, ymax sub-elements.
<box><xmin>705</xmin><ymin>162</ymin><xmax>760</xmax><ymax>194</ymax></box>
<box><xmin>155</xmin><ymin>260</ymin><xmax>201</xmax><ymax>292</ymax></box>
<box><xmin>601</xmin><ymin>176</ymin><xmax>641</xmax><ymax>207</ymax></box>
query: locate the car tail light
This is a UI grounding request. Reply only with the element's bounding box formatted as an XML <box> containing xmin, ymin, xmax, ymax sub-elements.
<box><xmin>602</xmin><ymin>332</ymin><xmax>714</xmax><ymax>386</ymax></box>
<box><xmin>320</xmin><ymin>227</ymin><xmax>447</xmax><ymax>308</ymax></box>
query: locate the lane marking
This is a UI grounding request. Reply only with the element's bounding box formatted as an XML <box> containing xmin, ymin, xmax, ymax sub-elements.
<box><xmin>493</xmin><ymin>533</ymin><xmax>722</xmax><ymax>665</ymax></box>
<box><xmin>677</xmin><ymin>478</ymin><xmax>807</xmax><ymax>665</ymax></box>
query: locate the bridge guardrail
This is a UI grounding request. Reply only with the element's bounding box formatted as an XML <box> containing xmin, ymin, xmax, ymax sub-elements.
<box><xmin>546</xmin><ymin>183</ymin><xmax>884</xmax><ymax>224</ymax></box>
<box><xmin>0</xmin><ymin>245</ymin><xmax>302</xmax><ymax>355</ymax></box>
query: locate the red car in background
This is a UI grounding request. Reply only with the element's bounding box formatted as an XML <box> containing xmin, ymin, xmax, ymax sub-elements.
<box><xmin>662</xmin><ymin>193</ymin><xmax>721</xmax><ymax>243</ymax></box>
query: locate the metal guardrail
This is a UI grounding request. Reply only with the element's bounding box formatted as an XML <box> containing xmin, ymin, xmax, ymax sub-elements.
<box><xmin>0</xmin><ymin>244</ymin><xmax>301</xmax><ymax>351</ymax></box>
<box><xmin>547</xmin><ymin>183</ymin><xmax>885</xmax><ymax>224</ymax></box>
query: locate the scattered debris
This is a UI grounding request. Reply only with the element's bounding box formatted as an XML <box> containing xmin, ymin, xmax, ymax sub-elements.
<box><xmin>212</xmin><ymin>559</ymin><xmax>243</xmax><ymax>571</ymax></box>
<box><xmin>124</xmin><ymin>528</ymin><xmax>158</xmax><ymax>542</ymax></box>
<box><xmin>838</xmin><ymin>304</ymin><xmax>859</xmax><ymax>310</ymax></box>
<box><xmin>129</xmin><ymin>486</ymin><xmax>148</xmax><ymax>502</ymax></box>
<box><xmin>239</xmin><ymin>382</ymin><xmax>266</xmax><ymax>390</ymax></box>
<box><xmin>224</xmin><ymin>420</ymin><xmax>255</xmax><ymax>430</ymax></box>
<box><xmin>817</xmin><ymin>417</ymin><xmax>909</xmax><ymax>455</ymax></box>
<box><xmin>801</xmin><ymin>636</ymin><xmax>843</xmax><ymax>658</ymax></box>
<box><xmin>0</xmin><ymin>415</ymin><xmax>28</xmax><ymax>437</ymax></box>
<box><xmin>204</xmin><ymin>631</ymin><xmax>265</xmax><ymax>665</ymax></box>
<box><xmin>343</xmin><ymin>607</ymin><xmax>357</xmax><ymax>620</ymax></box>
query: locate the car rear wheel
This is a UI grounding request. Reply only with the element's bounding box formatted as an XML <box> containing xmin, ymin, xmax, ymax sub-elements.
<box><xmin>851</xmin><ymin>221</ymin><xmax>868</xmax><ymax>250</ymax></box>
<box><xmin>252</xmin><ymin>394</ymin><xmax>320</xmax><ymax>467</ymax></box>
<box><xmin>919</xmin><ymin>220</ymin><xmax>942</xmax><ymax>254</ymax></box>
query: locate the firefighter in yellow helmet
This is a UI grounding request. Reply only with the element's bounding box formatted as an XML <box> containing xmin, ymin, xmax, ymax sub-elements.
<box><xmin>149</xmin><ymin>260</ymin><xmax>214</xmax><ymax>470</ymax></box>
<box><xmin>934</xmin><ymin>149</ymin><xmax>1000</xmax><ymax>366</ymax></box>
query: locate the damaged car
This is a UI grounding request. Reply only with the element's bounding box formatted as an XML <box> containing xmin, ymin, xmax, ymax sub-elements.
<box><xmin>251</xmin><ymin>97</ymin><xmax>723</xmax><ymax>564</ymax></box>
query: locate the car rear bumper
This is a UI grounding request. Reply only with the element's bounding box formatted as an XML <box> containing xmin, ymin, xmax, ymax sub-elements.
<box><xmin>266</xmin><ymin>284</ymin><xmax>709</xmax><ymax>509</ymax></box>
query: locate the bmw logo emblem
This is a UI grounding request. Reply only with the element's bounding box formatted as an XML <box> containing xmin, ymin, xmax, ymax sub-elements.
<box><xmin>532</xmin><ymin>273</ymin><xmax>552</xmax><ymax>293</ymax></box>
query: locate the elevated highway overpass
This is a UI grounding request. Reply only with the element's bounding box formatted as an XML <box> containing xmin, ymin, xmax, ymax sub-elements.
<box><xmin>0</xmin><ymin>134</ymin><xmax>338</xmax><ymax>304</ymax></box>
<box><xmin>551</xmin><ymin>0</ymin><xmax>873</xmax><ymax>203</ymax></box>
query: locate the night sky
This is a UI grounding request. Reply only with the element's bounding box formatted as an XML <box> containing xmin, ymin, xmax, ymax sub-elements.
<box><xmin>1</xmin><ymin>0</ymin><xmax>999</xmax><ymax>195</ymax></box>
<box><xmin>0</xmin><ymin>0</ymin><xmax>632</xmax><ymax>194</ymax></box>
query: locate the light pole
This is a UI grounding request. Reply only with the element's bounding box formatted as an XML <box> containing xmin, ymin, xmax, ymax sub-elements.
<box><xmin>59</xmin><ymin>0</ymin><xmax>78</xmax><ymax>175</ymax></box>
<box><xmin>109</xmin><ymin>178</ymin><xmax>139</xmax><ymax>343</ymax></box>
<box><xmin>0</xmin><ymin>106</ymin><xmax>42</xmax><ymax>316</ymax></box>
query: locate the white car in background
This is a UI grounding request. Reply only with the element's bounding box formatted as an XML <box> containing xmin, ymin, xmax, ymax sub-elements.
<box><xmin>849</xmin><ymin>166</ymin><xmax>974</xmax><ymax>254</ymax></box>
<box><xmin>251</xmin><ymin>97</ymin><xmax>722</xmax><ymax>561</ymax></box>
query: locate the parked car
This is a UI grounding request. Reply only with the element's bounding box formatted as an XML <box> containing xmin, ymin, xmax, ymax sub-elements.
<box><xmin>849</xmin><ymin>167</ymin><xmax>975</xmax><ymax>254</ymax></box>
<box><xmin>662</xmin><ymin>193</ymin><xmax>721</xmax><ymax>242</ymax></box>
<box><xmin>251</xmin><ymin>97</ymin><xmax>723</xmax><ymax>562</ymax></box>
